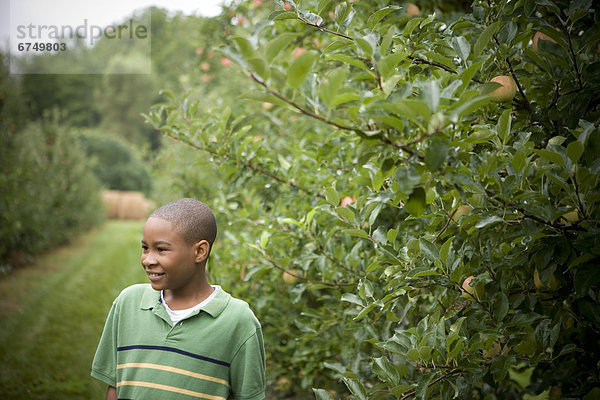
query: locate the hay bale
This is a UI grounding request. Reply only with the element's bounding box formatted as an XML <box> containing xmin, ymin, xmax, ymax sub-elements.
<box><xmin>102</xmin><ymin>190</ymin><xmax>154</xmax><ymax>220</ymax></box>
<box><xmin>101</xmin><ymin>190</ymin><xmax>122</xmax><ymax>219</ymax></box>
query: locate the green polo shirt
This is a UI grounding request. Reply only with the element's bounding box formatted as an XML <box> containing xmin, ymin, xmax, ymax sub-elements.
<box><xmin>91</xmin><ymin>284</ymin><xmax>265</xmax><ymax>400</ymax></box>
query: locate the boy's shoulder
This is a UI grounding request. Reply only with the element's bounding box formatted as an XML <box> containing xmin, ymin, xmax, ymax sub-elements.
<box><xmin>113</xmin><ymin>283</ymin><xmax>156</xmax><ymax>306</ymax></box>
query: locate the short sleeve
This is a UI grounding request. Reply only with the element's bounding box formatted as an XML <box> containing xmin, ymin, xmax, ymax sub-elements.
<box><xmin>229</xmin><ymin>327</ymin><xmax>266</xmax><ymax>400</ymax></box>
<box><xmin>91</xmin><ymin>299</ymin><xmax>119</xmax><ymax>387</ymax></box>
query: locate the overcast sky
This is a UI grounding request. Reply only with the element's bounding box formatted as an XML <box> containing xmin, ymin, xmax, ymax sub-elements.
<box><xmin>1</xmin><ymin>0</ymin><xmax>231</xmax><ymax>51</ymax></box>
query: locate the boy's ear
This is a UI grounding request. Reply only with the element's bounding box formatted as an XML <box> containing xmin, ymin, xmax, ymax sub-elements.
<box><xmin>194</xmin><ymin>240</ymin><xmax>210</xmax><ymax>263</ymax></box>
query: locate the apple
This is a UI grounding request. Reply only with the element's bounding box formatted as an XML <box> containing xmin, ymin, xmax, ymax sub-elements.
<box><xmin>292</xmin><ymin>47</ymin><xmax>307</xmax><ymax>60</ymax></box>
<box><xmin>562</xmin><ymin>210</ymin><xmax>579</xmax><ymax>223</ymax></box>
<box><xmin>201</xmin><ymin>75</ymin><xmax>213</xmax><ymax>83</ymax></box>
<box><xmin>277</xmin><ymin>376</ymin><xmax>292</xmax><ymax>392</ymax></box>
<box><xmin>482</xmin><ymin>341</ymin><xmax>501</xmax><ymax>358</ymax></box>
<box><xmin>451</xmin><ymin>205</ymin><xmax>472</xmax><ymax>222</ymax></box>
<box><xmin>461</xmin><ymin>275</ymin><xmax>484</xmax><ymax>300</ymax></box>
<box><xmin>262</xmin><ymin>102</ymin><xmax>274</xmax><ymax>111</ymax></box>
<box><xmin>533</xmin><ymin>268</ymin><xmax>560</xmax><ymax>290</ymax></box>
<box><xmin>220</xmin><ymin>57</ymin><xmax>232</xmax><ymax>67</ymax></box>
<box><xmin>340</xmin><ymin>196</ymin><xmax>356</xmax><ymax>207</ymax></box>
<box><xmin>283</xmin><ymin>269</ymin><xmax>301</xmax><ymax>284</ymax></box>
<box><xmin>195</xmin><ymin>47</ymin><xmax>204</xmax><ymax>56</ymax></box>
<box><xmin>490</xmin><ymin>75</ymin><xmax>516</xmax><ymax>102</ymax></box>
<box><xmin>236</xmin><ymin>16</ymin><xmax>247</xmax><ymax>26</ymax></box>
<box><xmin>406</xmin><ymin>3</ymin><xmax>421</xmax><ymax>16</ymax></box>
<box><xmin>200</xmin><ymin>62</ymin><xmax>210</xmax><ymax>71</ymax></box>
<box><xmin>532</xmin><ymin>31</ymin><xmax>556</xmax><ymax>51</ymax></box>
<box><xmin>283</xmin><ymin>1</ymin><xmax>293</xmax><ymax>11</ymax></box>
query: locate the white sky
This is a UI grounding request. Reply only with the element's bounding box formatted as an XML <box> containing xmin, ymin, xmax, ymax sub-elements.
<box><xmin>1</xmin><ymin>0</ymin><xmax>231</xmax><ymax>51</ymax></box>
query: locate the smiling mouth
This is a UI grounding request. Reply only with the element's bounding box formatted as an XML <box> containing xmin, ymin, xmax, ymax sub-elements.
<box><xmin>147</xmin><ymin>272</ymin><xmax>165</xmax><ymax>280</ymax></box>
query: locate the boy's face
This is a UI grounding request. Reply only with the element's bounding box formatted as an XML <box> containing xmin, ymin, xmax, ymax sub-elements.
<box><xmin>141</xmin><ymin>217</ymin><xmax>206</xmax><ymax>294</ymax></box>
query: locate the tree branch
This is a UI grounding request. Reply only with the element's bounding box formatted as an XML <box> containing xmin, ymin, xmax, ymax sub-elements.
<box><xmin>297</xmin><ymin>16</ymin><xmax>354</xmax><ymax>41</ymax></box>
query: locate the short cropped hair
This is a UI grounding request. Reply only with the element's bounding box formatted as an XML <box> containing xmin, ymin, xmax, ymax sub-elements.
<box><xmin>150</xmin><ymin>198</ymin><xmax>217</xmax><ymax>249</ymax></box>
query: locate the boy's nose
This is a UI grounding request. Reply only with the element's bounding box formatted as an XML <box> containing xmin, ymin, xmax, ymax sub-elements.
<box><xmin>141</xmin><ymin>254</ymin><xmax>156</xmax><ymax>267</ymax></box>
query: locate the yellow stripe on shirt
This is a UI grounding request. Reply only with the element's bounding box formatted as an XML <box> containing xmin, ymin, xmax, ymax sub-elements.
<box><xmin>117</xmin><ymin>380</ymin><xmax>227</xmax><ymax>400</ymax></box>
<box><xmin>117</xmin><ymin>363</ymin><xmax>229</xmax><ymax>387</ymax></box>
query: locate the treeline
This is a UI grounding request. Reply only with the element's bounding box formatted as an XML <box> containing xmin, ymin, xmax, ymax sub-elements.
<box><xmin>0</xmin><ymin>6</ymin><xmax>230</xmax><ymax>270</ymax></box>
<box><xmin>0</xmin><ymin>55</ymin><xmax>103</xmax><ymax>268</ymax></box>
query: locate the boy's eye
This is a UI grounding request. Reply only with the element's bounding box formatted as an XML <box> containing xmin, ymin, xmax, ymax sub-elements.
<box><xmin>141</xmin><ymin>245</ymin><xmax>148</xmax><ymax>251</ymax></box>
<box><xmin>157</xmin><ymin>247</ymin><xmax>168</xmax><ymax>252</ymax></box>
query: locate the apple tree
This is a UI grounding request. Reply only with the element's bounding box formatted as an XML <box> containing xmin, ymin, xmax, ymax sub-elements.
<box><xmin>146</xmin><ymin>0</ymin><xmax>600</xmax><ymax>398</ymax></box>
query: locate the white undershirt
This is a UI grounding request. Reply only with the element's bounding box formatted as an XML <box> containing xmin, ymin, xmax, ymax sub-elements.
<box><xmin>160</xmin><ymin>286</ymin><xmax>220</xmax><ymax>325</ymax></box>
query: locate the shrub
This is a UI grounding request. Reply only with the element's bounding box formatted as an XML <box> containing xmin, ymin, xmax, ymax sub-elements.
<box><xmin>0</xmin><ymin>118</ymin><xmax>104</xmax><ymax>266</ymax></box>
<box><xmin>77</xmin><ymin>130</ymin><xmax>152</xmax><ymax>194</ymax></box>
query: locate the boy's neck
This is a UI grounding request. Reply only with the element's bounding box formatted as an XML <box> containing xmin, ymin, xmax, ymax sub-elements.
<box><xmin>163</xmin><ymin>280</ymin><xmax>214</xmax><ymax>310</ymax></box>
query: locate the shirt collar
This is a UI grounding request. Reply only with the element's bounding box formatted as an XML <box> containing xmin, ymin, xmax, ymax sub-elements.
<box><xmin>139</xmin><ymin>284</ymin><xmax>230</xmax><ymax>318</ymax></box>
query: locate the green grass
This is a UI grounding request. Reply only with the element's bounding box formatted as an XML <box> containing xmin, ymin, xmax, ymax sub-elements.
<box><xmin>0</xmin><ymin>220</ymin><xmax>147</xmax><ymax>399</ymax></box>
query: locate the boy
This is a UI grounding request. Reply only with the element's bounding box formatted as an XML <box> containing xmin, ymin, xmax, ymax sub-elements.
<box><xmin>91</xmin><ymin>198</ymin><xmax>266</xmax><ymax>400</ymax></box>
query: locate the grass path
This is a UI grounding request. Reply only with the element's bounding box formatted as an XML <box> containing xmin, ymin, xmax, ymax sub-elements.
<box><xmin>0</xmin><ymin>220</ymin><xmax>147</xmax><ymax>399</ymax></box>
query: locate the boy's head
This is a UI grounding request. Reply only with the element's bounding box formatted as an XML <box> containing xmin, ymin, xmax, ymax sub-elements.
<box><xmin>149</xmin><ymin>198</ymin><xmax>217</xmax><ymax>252</ymax></box>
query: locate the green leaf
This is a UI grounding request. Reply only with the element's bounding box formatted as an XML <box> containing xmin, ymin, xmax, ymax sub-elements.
<box><xmin>494</xmin><ymin>292</ymin><xmax>509</xmax><ymax>322</ymax></box>
<box><xmin>475</xmin><ymin>215</ymin><xmax>503</xmax><ymax>229</ymax></box>
<box><xmin>496</xmin><ymin>109</ymin><xmax>512</xmax><ymax>145</ymax></box>
<box><xmin>422</xmin><ymin>79</ymin><xmax>440</xmax><ymax>112</ymax></box>
<box><xmin>341</xmin><ymin>293</ymin><xmax>364</xmax><ymax>306</ymax></box>
<box><xmin>372</xmin><ymin>356</ymin><xmax>400</xmax><ymax>385</ymax></box>
<box><xmin>567</xmin><ymin>140</ymin><xmax>584</xmax><ymax>163</ymax></box>
<box><xmin>403</xmin><ymin>17</ymin><xmax>421</xmax><ymax>36</ymax></box>
<box><xmin>535</xmin><ymin>149</ymin><xmax>565</xmax><ymax>168</ymax></box>
<box><xmin>411</xmin><ymin>269</ymin><xmax>441</xmax><ymax>278</ymax></box>
<box><xmin>405</xmin><ymin>187</ymin><xmax>426</xmax><ymax>216</ymax></box>
<box><xmin>416</xmin><ymin>373</ymin><xmax>435</xmax><ymax>400</ymax></box>
<box><xmin>367</xmin><ymin>6</ymin><xmax>399</xmax><ymax>31</ymax></box>
<box><xmin>473</xmin><ymin>21</ymin><xmax>503</xmax><ymax>57</ymax></box>
<box><xmin>439</xmin><ymin>236</ymin><xmax>453</xmax><ymax>265</ymax></box>
<box><xmin>343</xmin><ymin>228</ymin><xmax>369</xmax><ymax>239</ymax></box>
<box><xmin>407</xmin><ymin>348</ymin><xmax>420</xmax><ymax>361</ymax></box>
<box><xmin>424</xmin><ymin>138</ymin><xmax>449</xmax><ymax>171</ymax></box>
<box><xmin>450</xmin><ymin>95</ymin><xmax>490</xmax><ymax>122</ymax></box>
<box><xmin>355</xmin><ymin>37</ymin><xmax>374</xmax><ymax>58</ymax></box>
<box><xmin>419</xmin><ymin>345</ymin><xmax>432</xmax><ymax>361</ymax></box>
<box><xmin>287</xmin><ymin>50</ymin><xmax>318</xmax><ymax>88</ymax></box>
<box><xmin>326</xmin><ymin>53</ymin><xmax>370</xmax><ymax>72</ymax></box>
<box><xmin>265</xmin><ymin>33</ymin><xmax>298</xmax><ymax>63</ymax></box>
<box><xmin>419</xmin><ymin>238</ymin><xmax>439</xmax><ymax>261</ymax></box>
<box><xmin>313</xmin><ymin>388</ymin><xmax>335</xmax><ymax>400</ymax></box>
<box><xmin>259</xmin><ymin>231</ymin><xmax>270</xmax><ymax>248</ymax></box>
<box><xmin>398</xmin><ymin>99</ymin><xmax>431</xmax><ymax>120</ymax></box>
<box><xmin>451</xmin><ymin>36</ymin><xmax>471</xmax><ymax>61</ymax></box>
<box><xmin>232</xmin><ymin>36</ymin><xmax>254</xmax><ymax>59</ymax></box>
<box><xmin>342</xmin><ymin>377</ymin><xmax>368</xmax><ymax>400</ymax></box>
<box><xmin>336</xmin><ymin>205</ymin><xmax>355</xmax><ymax>222</ymax></box>
<box><xmin>248</xmin><ymin>57</ymin><xmax>269</xmax><ymax>80</ymax></box>
<box><xmin>317</xmin><ymin>0</ymin><xmax>331</xmax><ymax>15</ymax></box>
<box><xmin>392</xmin><ymin>384</ymin><xmax>416</xmax><ymax>397</ymax></box>
<box><xmin>458</xmin><ymin>61</ymin><xmax>484</xmax><ymax>94</ymax></box>
<box><xmin>334</xmin><ymin>3</ymin><xmax>355</xmax><ymax>29</ymax></box>
<box><xmin>465</xmin><ymin>129</ymin><xmax>495</xmax><ymax>144</ymax></box>
<box><xmin>387</xmin><ymin>228</ymin><xmax>398</xmax><ymax>244</ymax></box>
<box><xmin>269</xmin><ymin>11</ymin><xmax>297</xmax><ymax>20</ymax></box>
<box><xmin>378</xmin><ymin>52</ymin><xmax>408</xmax><ymax>80</ymax></box>
<box><xmin>319</xmin><ymin>67</ymin><xmax>348</xmax><ymax>108</ymax></box>
<box><xmin>325</xmin><ymin>187</ymin><xmax>340</xmax><ymax>205</ymax></box>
